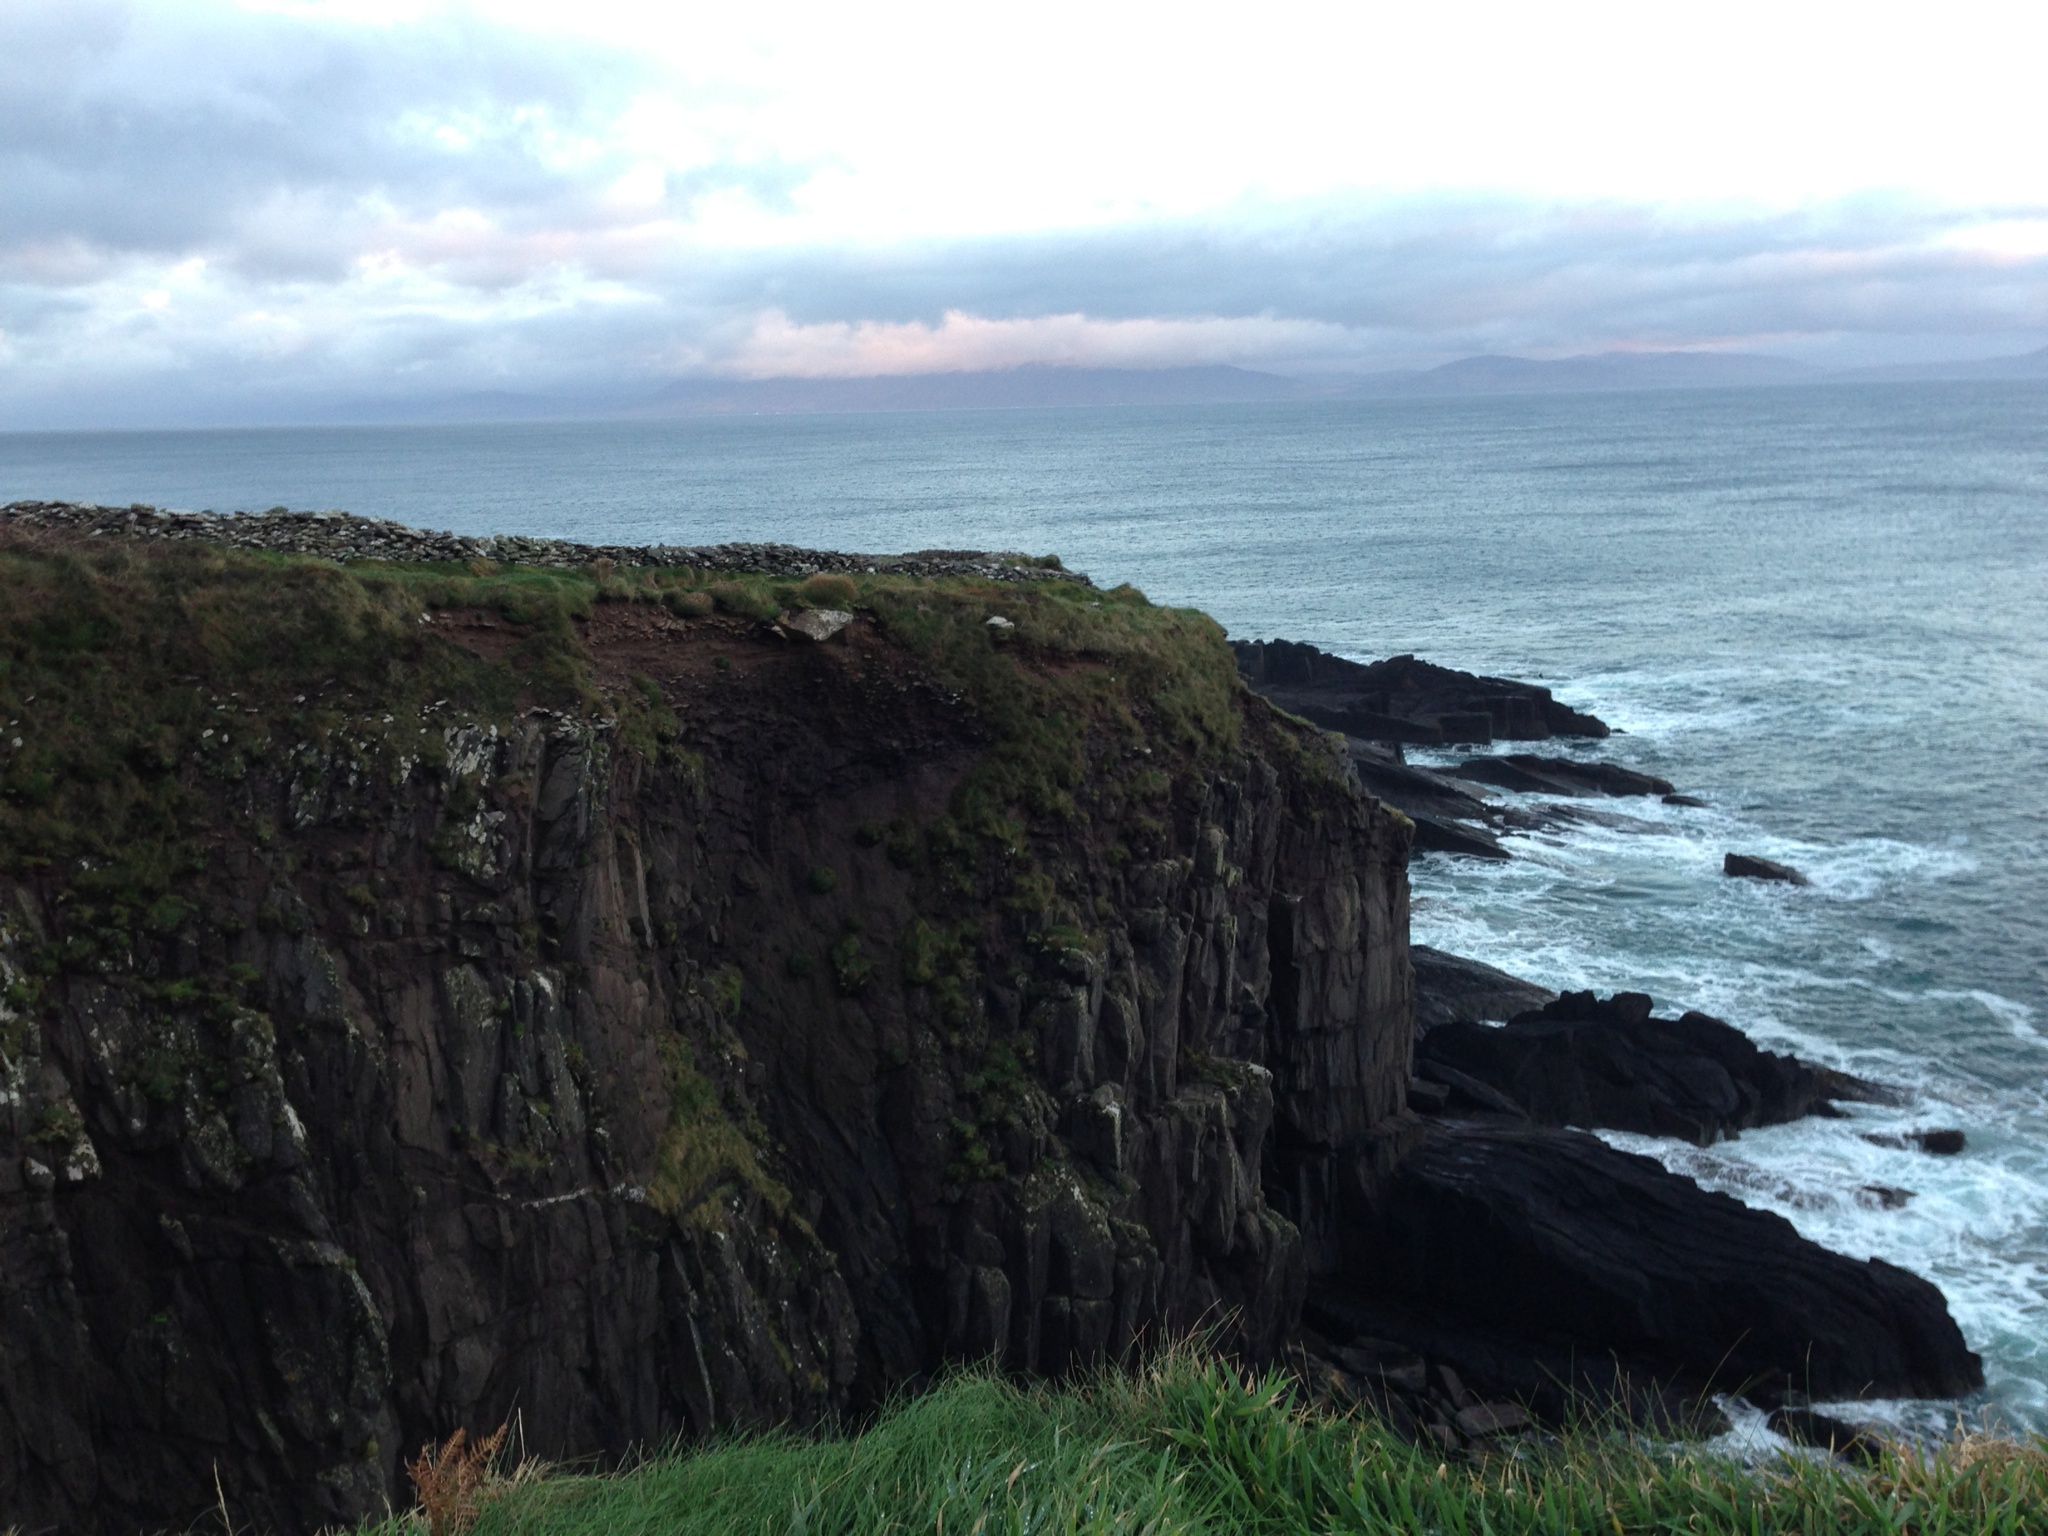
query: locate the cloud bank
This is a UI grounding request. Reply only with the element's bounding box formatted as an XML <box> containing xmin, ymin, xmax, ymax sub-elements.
<box><xmin>2</xmin><ymin>1</ymin><xmax>2044</xmax><ymax>426</ymax></box>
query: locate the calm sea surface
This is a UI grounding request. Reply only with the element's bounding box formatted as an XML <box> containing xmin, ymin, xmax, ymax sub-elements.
<box><xmin>6</xmin><ymin>382</ymin><xmax>2047</xmax><ymax>1428</ymax></box>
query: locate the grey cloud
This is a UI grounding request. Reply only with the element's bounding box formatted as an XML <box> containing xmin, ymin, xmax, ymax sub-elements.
<box><xmin>699</xmin><ymin>198</ymin><xmax>2048</xmax><ymax>360</ymax></box>
<box><xmin>0</xmin><ymin>3</ymin><xmax>2042</xmax><ymax>425</ymax></box>
<box><xmin>0</xmin><ymin>0</ymin><xmax>797</xmax><ymax>283</ymax></box>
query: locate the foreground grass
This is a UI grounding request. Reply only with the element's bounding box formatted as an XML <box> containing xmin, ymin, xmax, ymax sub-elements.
<box><xmin>369</xmin><ymin>1356</ymin><xmax>2048</xmax><ymax>1536</ymax></box>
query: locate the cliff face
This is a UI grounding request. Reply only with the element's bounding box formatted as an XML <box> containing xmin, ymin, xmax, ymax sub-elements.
<box><xmin>0</xmin><ymin>536</ymin><xmax>1411</xmax><ymax>1535</ymax></box>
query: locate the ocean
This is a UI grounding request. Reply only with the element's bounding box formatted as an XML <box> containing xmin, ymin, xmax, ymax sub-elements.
<box><xmin>6</xmin><ymin>381</ymin><xmax>2046</xmax><ymax>1430</ymax></box>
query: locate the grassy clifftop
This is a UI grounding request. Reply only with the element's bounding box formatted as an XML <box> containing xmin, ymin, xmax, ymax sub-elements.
<box><xmin>0</xmin><ymin>529</ymin><xmax>1250</xmax><ymax>957</ymax></box>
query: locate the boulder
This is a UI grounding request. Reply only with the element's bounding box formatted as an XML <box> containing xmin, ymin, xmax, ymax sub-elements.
<box><xmin>1725</xmin><ymin>853</ymin><xmax>1810</xmax><ymax>885</ymax></box>
<box><xmin>1343</xmin><ymin>1119</ymin><xmax>1983</xmax><ymax>1405</ymax></box>
<box><xmin>1413</xmin><ymin>990</ymin><xmax>1887</xmax><ymax>1144</ymax></box>
<box><xmin>782</xmin><ymin>607</ymin><xmax>853</xmax><ymax>642</ymax></box>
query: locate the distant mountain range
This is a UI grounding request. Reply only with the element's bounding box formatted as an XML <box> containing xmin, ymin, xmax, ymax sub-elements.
<box><xmin>290</xmin><ymin>345</ymin><xmax>2048</xmax><ymax>426</ymax></box>
<box><xmin>636</xmin><ymin>345</ymin><xmax>2048</xmax><ymax>416</ymax></box>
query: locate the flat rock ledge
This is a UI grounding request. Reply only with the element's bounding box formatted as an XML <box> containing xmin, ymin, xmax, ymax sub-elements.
<box><xmin>0</xmin><ymin>500</ymin><xmax>1091</xmax><ymax>586</ymax></box>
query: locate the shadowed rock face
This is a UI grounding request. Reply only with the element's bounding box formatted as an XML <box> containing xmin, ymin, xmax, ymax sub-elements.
<box><xmin>1344</xmin><ymin>1119</ymin><xmax>1983</xmax><ymax>1406</ymax></box>
<box><xmin>0</xmin><ymin>600</ymin><xmax>1413</xmax><ymax>1536</ymax></box>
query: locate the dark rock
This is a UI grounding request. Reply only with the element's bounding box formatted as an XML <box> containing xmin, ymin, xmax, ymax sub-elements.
<box><xmin>1857</xmin><ymin>1185</ymin><xmax>1916</xmax><ymax>1211</ymax></box>
<box><xmin>1414</xmin><ymin>990</ymin><xmax>1887</xmax><ymax>1145</ymax></box>
<box><xmin>1435</xmin><ymin>712</ymin><xmax>1496</xmax><ymax>745</ymax></box>
<box><xmin>1662</xmin><ymin>793</ymin><xmax>1709</xmax><ymax>808</ymax></box>
<box><xmin>1343</xmin><ymin>1119</ymin><xmax>1982</xmax><ymax>1405</ymax></box>
<box><xmin>1769</xmin><ymin>1406</ymin><xmax>1886</xmax><ymax>1464</ymax></box>
<box><xmin>1411</xmin><ymin>1060</ymin><xmax>1528</xmax><ymax>1117</ymax></box>
<box><xmin>1411</xmin><ymin>946</ymin><xmax>1557</xmax><ymax>1035</ymax></box>
<box><xmin>1456</xmin><ymin>1401</ymin><xmax>1531</xmax><ymax>1437</ymax></box>
<box><xmin>1406</xmin><ymin>1078</ymin><xmax>1451</xmax><ymax>1113</ymax></box>
<box><xmin>1344</xmin><ymin>743</ymin><xmax>1510</xmax><ymax>861</ymax></box>
<box><xmin>1725</xmin><ymin>853</ymin><xmax>1811</xmax><ymax>886</ymax></box>
<box><xmin>1450</xmin><ymin>754</ymin><xmax>1675</xmax><ymax>798</ymax></box>
<box><xmin>1299</xmin><ymin>703</ymin><xmax>1444</xmax><ymax>745</ymax></box>
<box><xmin>1233</xmin><ymin>640</ymin><xmax>1608</xmax><ymax>744</ymax></box>
<box><xmin>1407</xmin><ymin>812</ymin><xmax>1509</xmax><ymax>861</ymax></box>
<box><xmin>1864</xmin><ymin>1129</ymin><xmax>1968</xmax><ymax>1156</ymax></box>
<box><xmin>1304</xmin><ymin>1289</ymin><xmax>1730</xmax><ymax>1437</ymax></box>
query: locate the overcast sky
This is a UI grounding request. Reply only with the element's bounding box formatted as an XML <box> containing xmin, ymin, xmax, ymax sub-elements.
<box><xmin>4</xmin><ymin>0</ymin><xmax>2046</xmax><ymax>426</ymax></box>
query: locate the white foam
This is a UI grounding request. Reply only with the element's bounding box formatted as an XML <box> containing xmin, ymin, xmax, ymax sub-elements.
<box><xmin>1408</xmin><ymin>705</ymin><xmax>2048</xmax><ymax>1427</ymax></box>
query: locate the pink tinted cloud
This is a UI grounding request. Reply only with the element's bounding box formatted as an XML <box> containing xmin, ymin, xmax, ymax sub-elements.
<box><xmin>719</xmin><ymin>307</ymin><xmax>1353</xmax><ymax>377</ymax></box>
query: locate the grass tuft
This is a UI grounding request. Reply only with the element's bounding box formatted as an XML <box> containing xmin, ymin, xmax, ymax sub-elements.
<box><xmin>356</xmin><ymin>1351</ymin><xmax>2048</xmax><ymax>1536</ymax></box>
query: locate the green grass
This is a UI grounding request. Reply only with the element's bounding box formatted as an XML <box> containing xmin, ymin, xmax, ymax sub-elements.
<box><xmin>368</xmin><ymin>1354</ymin><xmax>2048</xmax><ymax>1536</ymax></box>
<box><xmin>0</xmin><ymin>534</ymin><xmax>1249</xmax><ymax>976</ymax></box>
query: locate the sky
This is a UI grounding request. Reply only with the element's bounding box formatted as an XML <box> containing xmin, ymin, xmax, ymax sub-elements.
<box><xmin>3</xmin><ymin>0</ymin><xmax>2046</xmax><ymax>426</ymax></box>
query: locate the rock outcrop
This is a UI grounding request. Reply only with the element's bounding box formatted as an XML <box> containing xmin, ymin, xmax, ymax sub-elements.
<box><xmin>1328</xmin><ymin>1118</ymin><xmax>1982</xmax><ymax>1408</ymax></box>
<box><xmin>1414</xmin><ymin>990</ymin><xmax>1889</xmax><ymax>1144</ymax></box>
<box><xmin>1725</xmin><ymin>853</ymin><xmax>1811</xmax><ymax>886</ymax></box>
<box><xmin>1410</xmin><ymin>947</ymin><xmax>1556</xmax><ymax>1035</ymax></box>
<box><xmin>1448</xmin><ymin>754</ymin><xmax>1673</xmax><ymax>798</ymax></box>
<box><xmin>1232</xmin><ymin>641</ymin><xmax>1608</xmax><ymax>746</ymax></box>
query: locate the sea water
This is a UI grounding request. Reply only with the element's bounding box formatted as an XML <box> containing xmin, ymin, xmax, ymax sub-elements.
<box><xmin>6</xmin><ymin>381</ymin><xmax>2046</xmax><ymax>1427</ymax></box>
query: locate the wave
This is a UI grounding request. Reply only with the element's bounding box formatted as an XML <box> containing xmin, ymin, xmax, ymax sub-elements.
<box><xmin>1407</xmin><ymin>690</ymin><xmax>2048</xmax><ymax>1428</ymax></box>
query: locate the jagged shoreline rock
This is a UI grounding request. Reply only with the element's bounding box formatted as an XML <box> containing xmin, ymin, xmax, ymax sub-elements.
<box><xmin>1411</xmin><ymin>946</ymin><xmax>1557</xmax><ymax>1034</ymax></box>
<box><xmin>1233</xmin><ymin>638</ymin><xmax>1610</xmax><ymax>745</ymax></box>
<box><xmin>1415</xmin><ymin>989</ymin><xmax>1894</xmax><ymax>1145</ymax></box>
<box><xmin>1321</xmin><ymin>1118</ymin><xmax>1981</xmax><ymax>1411</ymax></box>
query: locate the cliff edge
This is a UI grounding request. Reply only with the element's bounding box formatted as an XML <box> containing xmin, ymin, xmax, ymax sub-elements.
<box><xmin>0</xmin><ymin>513</ymin><xmax>1413</xmax><ymax>1533</ymax></box>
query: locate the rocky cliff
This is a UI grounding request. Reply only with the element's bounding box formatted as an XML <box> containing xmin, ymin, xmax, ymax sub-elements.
<box><xmin>0</xmin><ymin>519</ymin><xmax>1412</xmax><ymax>1534</ymax></box>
